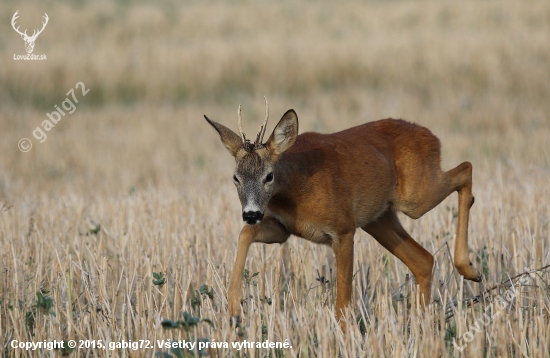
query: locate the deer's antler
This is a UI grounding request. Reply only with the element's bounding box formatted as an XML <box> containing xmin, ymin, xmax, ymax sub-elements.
<box><xmin>11</xmin><ymin>11</ymin><xmax>48</xmax><ymax>40</ymax></box>
<box><xmin>238</xmin><ymin>104</ymin><xmax>246</xmax><ymax>145</ymax></box>
<box><xmin>30</xmin><ymin>13</ymin><xmax>49</xmax><ymax>40</ymax></box>
<box><xmin>11</xmin><ymin>11</ymin><xmax>28</xmax><ymax>38</ymax></box>
<box><xmin>253</xmin><ymin>96</ymin><xmax>269</xmax><ymax>146</ymax></box>
<box><xmin>239</xmin><ymin>97</ymin><xmax>270</xmax><ymax>151</ymax></box>
<box><xmin>259</xmin><ymin>96</ymin><xmax>269</xmax><ymax>144</ymax></box>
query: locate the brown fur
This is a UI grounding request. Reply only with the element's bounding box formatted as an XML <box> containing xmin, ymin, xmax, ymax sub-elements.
<box><xmin>205</xmin><ymin>111</ymin><xmax>481</xmax><ymax>331</ymax></box>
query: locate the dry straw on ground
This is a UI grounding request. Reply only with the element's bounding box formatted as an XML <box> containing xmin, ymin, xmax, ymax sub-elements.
<box><xmin>1</xmin><ymin>0</ymin><xmax>549</xmax><ymax>357</ymax></box>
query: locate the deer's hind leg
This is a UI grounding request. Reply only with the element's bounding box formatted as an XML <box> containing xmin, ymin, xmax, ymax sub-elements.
<box><xmin>363</xmin><ymin>210</ymin><xmax>434</xmax><ymax>305</ymax></box>
<box><xmin>397</xmin><ymin>161</ymin><xmax>481</xmax><ymax>282</ymax></box>
<box><xmin>446</xmin><ymin>162</ymin><xmax>482</xmax><ymax>282</ymax></box>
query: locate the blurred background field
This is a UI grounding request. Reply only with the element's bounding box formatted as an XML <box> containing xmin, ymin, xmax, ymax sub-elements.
<box><xmin>0</xmin><ymin>0</ymin><xmax>549</xmax><ymax>357</ymax></box>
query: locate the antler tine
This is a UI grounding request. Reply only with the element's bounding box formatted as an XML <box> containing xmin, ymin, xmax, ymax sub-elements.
<box><xmin>12</xmin><ymin>12</ymin><xmax>17</xmax><ymax>24</ymax></box>
<box><xmin>259</xmin><ymin>96</ymin><xmax>269</xmax><ymax>143</ymax></box>
<box><xmin>41</xmin><ymin>13</ymin><xmax>49</xmax><ymax>30</ymax></box>
<box><xmin>32</xmin><ymin>13</ymin><xmax>49</xmax><ymax>38</ymax></box>
<box><xmin>11</xmin><ymin>11</ymin><xmax>25</xmax><ymax>37</ymax></box>
<box><xmin>11</xmin><ymin>11</ymin><xmax>19</xmax><ymax>26</ymax></box>
<box><xmin>237</xmin><ymin>104</ymin><xmax>245</xmax><ymax>145</ymax></box>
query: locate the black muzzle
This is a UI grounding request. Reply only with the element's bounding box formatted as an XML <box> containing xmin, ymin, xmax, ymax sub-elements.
<box><xmin>242</xmin><ymin>211</ymin><xmax>264</xmax><ymax>225</ymax></box>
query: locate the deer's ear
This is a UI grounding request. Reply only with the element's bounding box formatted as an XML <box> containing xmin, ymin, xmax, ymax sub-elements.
<box><xmin>266</xmin><ymin>110</ymin><xmax>298</xmax><ymax>156</ymax></box>
<box><xmin>204</xmin><ymin>115</ymin><xmax>242</xmax><ymax>157</ymax></box>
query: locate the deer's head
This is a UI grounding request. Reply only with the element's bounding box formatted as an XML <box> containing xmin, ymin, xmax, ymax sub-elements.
<box><xmin>11</xmin><ymin>11</ymin><xmax>49</xmax><ymax>54</ymax></box>
<box><xmin>205</xmin><ymin>98</ymin><xmax>298</xmax><ymax>225</ymax></box>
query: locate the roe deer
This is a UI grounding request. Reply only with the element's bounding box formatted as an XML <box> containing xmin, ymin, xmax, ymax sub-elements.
<box><xmin>205</xmin><ymin>99</ymin><xmax>481</xmax><ymax>329</ymax></box>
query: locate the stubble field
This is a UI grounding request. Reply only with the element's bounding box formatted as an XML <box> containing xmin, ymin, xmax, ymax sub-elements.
<box><xmin>1</xmin><ymin>0</ymin><xmax>550</xmax><ymax>357</ymax></box>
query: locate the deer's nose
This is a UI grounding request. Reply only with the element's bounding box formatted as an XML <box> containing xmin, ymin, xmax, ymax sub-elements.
<box><xmin>243</xmin><ymin>211</ymin><xmax>264</xmax><ymax>225</ymax></box>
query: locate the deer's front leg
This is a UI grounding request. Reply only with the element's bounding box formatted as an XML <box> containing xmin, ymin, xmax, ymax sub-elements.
<box><xmin>228</xmin><ymin>217</ymin><xmax>289</xmax><ymax>323</ymax></box>
<box><xmin>333</xmin><ymin>230</ymin><xmax>355</xmax><ymax>331</ymax></box>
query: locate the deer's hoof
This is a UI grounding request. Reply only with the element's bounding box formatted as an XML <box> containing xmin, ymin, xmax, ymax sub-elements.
<box><xmin>469</xmin><ymin>271</ymin><xmax>483</xmax><ymax>283</ymax></box>
<box><xmin>457</xmin><ymin>262</ymin><xmax>482</xmax><ymax>282</ymax></box>
<box><xmin>230</xmin><ymin>315</ymin><xmax>242</xmax><ymax>327</ymax></box>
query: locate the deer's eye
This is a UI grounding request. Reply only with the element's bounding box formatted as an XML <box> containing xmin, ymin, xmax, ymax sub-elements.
<box><xmin>265</xmin><ymin>172</ymin><xmax>274</xmax><ymax>183</ymax></box>
<box><xmin>233</xmin><ymin>175</ymin><xmax>240</xmax><ymax>184</ymax></box>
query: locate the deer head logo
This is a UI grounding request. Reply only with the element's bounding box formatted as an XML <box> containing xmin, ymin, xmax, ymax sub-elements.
<box><xmin>11</xmin><ymin>11</ymin><xmax>49</xmax><ymax>54</ymax></box>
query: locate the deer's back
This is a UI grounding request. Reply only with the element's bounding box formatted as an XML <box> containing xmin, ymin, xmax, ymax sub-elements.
<box><xmin>270</xmin><ymin>119</ymin><xmax>442</xmax><ymax>233</ymax></box>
